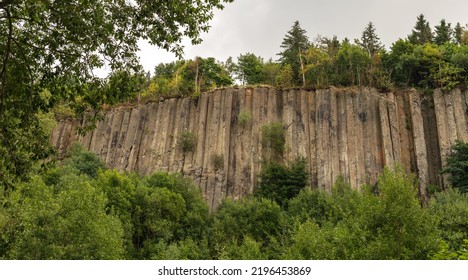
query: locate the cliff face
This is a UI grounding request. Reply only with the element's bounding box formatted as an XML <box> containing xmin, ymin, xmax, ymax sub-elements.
<box><xmin>51</xmin><ymin>87</ymin><xmax>468</xmax><ymax>209</ymax></box>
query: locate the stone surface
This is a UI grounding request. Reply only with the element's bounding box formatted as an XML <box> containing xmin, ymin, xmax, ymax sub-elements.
<box><xmin>52</xmin><ymin>87</ymin><xmax>468</xmax><ymax>209</ymax></box>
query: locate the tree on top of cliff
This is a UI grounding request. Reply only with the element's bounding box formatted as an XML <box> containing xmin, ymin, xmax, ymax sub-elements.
<box><xmin>408</xmin><ymin>14</ymin><xmax>433</xmax><ymax>45</ymax></box>
<box><xmin>434</xmin><ymin>19</ymin><xmax>453</xmax><ymax>45</ymax></box>
<box><xmin>0</xmin><ymin>0</ymin><xmax>233</xmax><ymax>189</ymax></box>
<box><xmin>236</xmin><ymin>53</ymin><xmax>265</xmax><ymax>85</ymax></box>
<box><xmin>357</xmin><ymin>22</ymin><xmax>384</xmax><ymax>56</ymax></box>
<box><xmin>278</xmin><ymin>21</ymin><xmax>310</xmax><ymax>87</ymax></box>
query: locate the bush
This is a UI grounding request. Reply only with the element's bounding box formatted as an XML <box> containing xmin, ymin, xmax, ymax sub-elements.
<box><xmin>429</xmin><ymin>188</ymin><xmax>468</xmax><ymax>251</ymax></box>
<box><xmin>261</xmin><ymin>122</ymin><xmax>285</xmax><ymax>158</ymax></box>
<box><xmin>179</xmin><ymin>130</ymin><xmax>197</xmax><ymax>154</ymax></box>
<box><xmin>212</xmin><ymin>197</ymin><xmax>286</xmax><ymax>259</ymax></box>
<box><xmin>8</xmin><ymin>175</ymin><xmax>125</xmax><ymax>259</ymax></box>
<box><xmin>286</xmin><ymin>167</ymin><xmax>439</xmax><ymax>259</ymax></box>
<box><xmin>442</xmin><ymin>140</ymin><xmax>468</xmax><ymax>193</ymax></box>
<box><xmin>255</xmin><ymin>157</ymin><xmax>308</xmax><ymax>207</ymax></box>
<box><xmin>64</xmin><ymin>144</ymin><xmax>105</xmax><ymax>178</ymax></box>
<box><xmin>238</xmin><ymin>110</ymin><xmax>252</xmax><ymax>129</ymax></box>
<box><xmin>212</xmin><ymin>154</ymin><xmax>224</xmax><ymax>170</ymax></box>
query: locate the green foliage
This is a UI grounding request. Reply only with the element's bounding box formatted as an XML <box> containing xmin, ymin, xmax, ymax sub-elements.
<box><xmin>95</xmin><ymin>170</ymin><xmax>138</xmax><ymax>257</ymax></box>
<box><xmin>275</xmin><ymin>64</ymin><xmax>294</xmax><ymax>88</ymax></box>
<box><xmin>142</xmin><ymin>57</ymin><xmax>233</xmax><ymax>99</ymax></box>
<box><xmin>261</xmin><ymin>122</ymin><xmax>285</xmax><ymax>159</ymax></box>
<box><xmin>408</xmin><ymin>14</ymin><xmax>433</xmax><ymax>44</ymax></box>
<box><xmin>434</xmin><ymin>19</ymin><xmax>453</xmax><ymax>45</ymax></box>
<box><xmin>1</xmin><ymin>146</ymin><xmax>465</xmax><ymax>260</ymax></box>
<box><xmin>431</xmin><ymin>239</ymin><xmax>468</xmax><ymax>260</ymax></box>
<box><xmin>429</xmin><ymin>189</ymin><xmax>468</xmax><ymax>251</ymax></box>
<box><xmin>442</xmin><ymin>141</ymin><xmax>468</xmax><ymax>193</ymax></box>
<box><xmin>236</xmin><ymin>53</ymin><xmax>265</xmax><ymax>85</ymax></box>
<box><xmin>212</xmin><ymin>154</ymin><xmax>224</xmax><ymax>170</ymax></box>
<box><xmin>256</xmin><ymin>158</ymin><xmax>308</xmax><ymax>207</ymax></box>
<box><xmin>0</xmin><ymin>0</ymin><xmax>233</xmax><ymax>188</ymax></box>
<box><xmin>133</xmin><ymin>172</ymin><xmax>210</xmax><ymax>259</ymax></box>
<box><xmin>218</xmin><ymin>236</ymin><xmax>265</xmax><ymax>260</ymax></box>
<box><xmin>64</xmin><ymin>144</ymin><xmax>106</xmax><ymax>178</ymax></box>
<box><xmin>287</xmin><ymin>167</ymin><xmax>439</xmax><ymax>259</ymax></box>
<box><xmin>8</xmin><ymin>175</ymin><xmax>125</xmax><ymax>259</ymax></box>
<box><xmin>179</xmin><ymin>130</ymin><xmax>197</xmax><ymax>154</ymax></box>
<box><xmin>212</xmin><ymin>197</ymin><xmax>286</xmax><ymax>259</ymax></box>
<box><xmin>357</xmin><ymin>22</ymin><xmax>384</xmax><ymax>56</ymax></box>
<box><xmin>278</xmin><ymin>21</ymin><xmax>310</xmax><ymax>86</ymax></box>
<box><xmin>238</xmin><ymin>109</ymin><xmax>252</xmax><ymax>129</ymax></box>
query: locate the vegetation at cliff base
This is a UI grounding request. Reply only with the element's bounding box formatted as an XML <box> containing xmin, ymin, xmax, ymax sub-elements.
<box><xmin>442</xmin><ymin>140</ymin><xmax>468</xmax><ymax>193</ymax></box>
<box><xmin>1</xmin><ymin>146</ymin><xmax>467</xmax><ymax>260</ymax></box>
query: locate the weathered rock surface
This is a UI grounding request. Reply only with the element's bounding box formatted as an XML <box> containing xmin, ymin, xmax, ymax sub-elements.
<box><xmin>51</xmin><ymin>87</ymin><xmax>468</xmax><ymax>209</ymax></box>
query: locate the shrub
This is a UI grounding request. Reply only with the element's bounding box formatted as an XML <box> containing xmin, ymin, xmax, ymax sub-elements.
<box><xmin>255</xmin><ymin>157</ymin><xmax>308</xmax><ymax>207</ymax></box>
<box><xmin>442</xmin><ymin>140</ymin><xmax>468</xmax><ymax>193</ymax></box>
<box><xmin>212</xmin><ymin>154</ymin><xmax>224</xmax><ymax>170</ymax></box>
<box><xmin>179</xmin><ymin>130</ymin><xmax>197</xmax><ymax>153</ymax></box>
<box><xmin>64</xmin><ymin>144</ymin><xmax>105</xmax><ymax>178</ymax></box>
<box><xmin>238</xmin><ymin>110</ymin><xmax>252</xmax><ymax>129</ymax></box>
<box><xmin>261</xmin><ymin>122</ymin><xmax>285</xmax><ymax>158</ymax></box>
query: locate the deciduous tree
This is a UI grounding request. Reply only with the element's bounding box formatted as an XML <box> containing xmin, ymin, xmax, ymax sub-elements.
<box><xmin>0</xmin><ymin>0</ymin><xmax>233</xmax><ymax>189</ymax></box>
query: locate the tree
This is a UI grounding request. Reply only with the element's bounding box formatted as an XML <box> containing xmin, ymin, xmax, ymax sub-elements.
<box><xmin>0</xmin><ymin>0</ymin><xmax>233</xmax><ymax>189</ymax></box>
<box><xmin>303</xmin><ymin>46</ymin><xmax>331</xmax><ymax>87</ymax></box>
<box><xmin>212</xmin><ymin>197</ymin><xmax>286</xmax><ymax>259</ymax></box>
<box><xmin>236</xmin><ymin>53</ymin><xmax>264</xmax><ymax>85</ymax></box>
<box><xmin>255</xmin><ymin>157</ymin><xmax>308</xmax><ymax>207</ymax></box>
<box><xmin>429</xmin><ymin>189</ymin><xmax>468</xmax><ymax>252</ymax></box>
<box><xmin>442</xmin><ymin>141</ymin><xmax>468</xmax><ymax>193</ymax></box>
<box><xmin>7</xmin><ymin>174</ymin><xmax>125</xmax><ymax>259</ymax></box>
<box><xmin>408</xmin><ymin>14</ymin><xmax>433</xmax><ymax>44</ymax></box>
<box><xmin>262</xmin><ymin>59</ymin><xmax>281</xmax><ymax>86</ymax></box>
<box><xmin>278</xmin><ymin>21</ymin><xmax>310</xmax><ymax>86</ymax></box>
<box><xmin>358</xmin><ymin>22</ymin><xmax>383</xmax><ymax>56</ymax></box>
<box><xmin>286</xmin><ymin>167</ymin><xmax>439</xmax><ymax>259</ymax></box>
<box><xmin>434</xmin><ymin>19</ymin><xmax>453</xmax><ymax>45</ymax></box>
<box><xmin>454</xmin><ymin>23</ymin><xmax>463</xmax><ymax>45</ymax></box>
<box><xmin>462</xmin><ymin>25</ymin><xmax>468</xmax><ymax>45</ymax></box>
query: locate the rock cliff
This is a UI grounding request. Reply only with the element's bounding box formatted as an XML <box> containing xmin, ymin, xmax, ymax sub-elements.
<box><xmin>51</xmin><ymin>87</ymin><xmax>468</xmax><ymax>209</ymax></box>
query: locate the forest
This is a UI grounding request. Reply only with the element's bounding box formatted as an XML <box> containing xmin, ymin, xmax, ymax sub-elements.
<box><xmin>1</xmin><ymin>1</ymin><xmax>468</xmax><ymax>260</ymax></box>
<box><xmin>140</xmin><ymin>16</ymin><xmax>468</xmax><ymax>100</ymax></box>
<box><xmin>0</xmin><ymin>144</ymin><xmax>467</xmax><ymax>260</ymax></box>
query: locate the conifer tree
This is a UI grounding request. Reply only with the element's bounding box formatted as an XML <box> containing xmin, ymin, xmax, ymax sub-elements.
<box><xmin>358</xmin><ymin>22</ymin><xmax>383</xmax><ymax>56</ymax></box>
<box><xmin>434</xmin><ymin>19</ymin><xmax>453</xmax><ymax>45</ymax></box>
<box><xmin>278</xmin><ymin>21</ymin><xmax>310</xmax><ymax>87</ymax></box>
<box><xmin>408</xmin><ymin>14</ymin><xmax>433</xmax><ymax>44</ymax></box>
<box><xmin>454</xmin><ymin>23</ymin><xmax>463</xmax><ymax>45</ymax></box>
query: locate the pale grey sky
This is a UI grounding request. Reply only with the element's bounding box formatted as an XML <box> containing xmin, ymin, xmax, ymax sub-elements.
<box><xmin>135</xmin><ymin>0</ymin><xmax>468</xmax><ymax>74</ymax></box>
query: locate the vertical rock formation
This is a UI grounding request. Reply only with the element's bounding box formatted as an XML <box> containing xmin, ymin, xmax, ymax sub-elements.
<box><xmin>51</xmin><ymin>87</ymin><xmax>468</xmax><ymax>209</ymax></box>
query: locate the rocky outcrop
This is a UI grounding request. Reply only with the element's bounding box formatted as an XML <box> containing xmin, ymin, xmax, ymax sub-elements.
<box><xmin>51</xmin><ymin>87</ymin><xmax>468</xmax><ymax>209</ymax></box>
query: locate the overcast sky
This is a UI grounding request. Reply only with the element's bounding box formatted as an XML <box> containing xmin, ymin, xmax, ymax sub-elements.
<box><xmin>136</xmin><ymin>0</ymin><xmax>468</xmax><ymax>74</ymax></box>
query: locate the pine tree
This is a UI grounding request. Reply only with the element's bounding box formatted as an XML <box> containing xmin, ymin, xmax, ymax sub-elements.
<box><xmin>278</xmin><ymin>21</ymin><xmax>310</xmax><ymax>87</ymax></box>
<box><xmin>358</xmin><ymin>22</ymin><xmax>383</xmax><ymax>56</ymax></box>
<box><xmin>434</xmin><ymin>19</ymin><xmax>453</xmax><ymax>45</ymax></box>
<box><xmin>453</xmin><ymin>23</ymin><xmax>462</xmax><ymax>45</ymax></box>
<box><xmin>408</xmin><ymin>14</ymin><xmax>433</xmax><ymax>44</ymax></box>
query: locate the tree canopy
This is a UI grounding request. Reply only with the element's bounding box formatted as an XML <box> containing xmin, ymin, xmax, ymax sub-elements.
<box><xmin>0</xmin><ymin>0</ymin><xmax>233</xmax><ymax>189</ymax></box>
